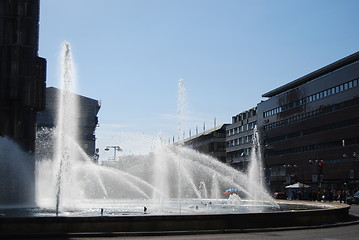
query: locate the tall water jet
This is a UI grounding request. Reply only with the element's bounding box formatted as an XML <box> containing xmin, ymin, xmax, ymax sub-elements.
<box><xmin>177</xmin><ymin>77</ymin><xmax>186</xmax><ymax>213</ymax></box>
<box><xmin>177</xmin><ymin>77</ymin><xmax>186</xmax><ymax>143</ymax></box>
<box><xmin>54</xmin><ymin>42</ymin><xmax>79</xmax><ymax>215</ymax></box>
<box><xmin>247</xmin><ymin>126</ymin><xmax>270</xmax><ymax>210</ymax></box>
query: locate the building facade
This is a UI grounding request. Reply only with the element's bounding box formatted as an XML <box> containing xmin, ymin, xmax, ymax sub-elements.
<box><xmin>257</xmin><ymin>51</ymin><xmax>359</xmax><ymax>193</ymax></box>
<box><xmin>37</xmin><ymin>87</ymin><xmax>101</xmax><ymax>160</ymax></box>
<box><xmin>183</xmin><ymin>124</ymin><xmax>228</xmax><ymax>163</ymax></box>
<box><xmin>0</xmin><ymin>0</ymin><xmax>46</xmax><ymax>152</ymax></box>
<box><xmin>226</xmin><ymin>107</ymin><xmax>257</xmax><ymax>171</ymax></box>
<box><xmin>0</xmin><ymin>0</ymin><xmax>46</xmax><ymax>205</ymax></box>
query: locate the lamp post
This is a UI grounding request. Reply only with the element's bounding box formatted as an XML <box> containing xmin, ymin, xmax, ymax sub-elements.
<box><xmin>105</xmin><ymin>146</ymin><xmax>122</xmax><ymax>161</ymax></box>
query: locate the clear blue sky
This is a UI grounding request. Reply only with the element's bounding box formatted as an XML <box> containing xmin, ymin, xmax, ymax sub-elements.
<box><xmin>39</xmin><ymin>0</ymin><xmax>359</xmax><ymax>159</ymax></box>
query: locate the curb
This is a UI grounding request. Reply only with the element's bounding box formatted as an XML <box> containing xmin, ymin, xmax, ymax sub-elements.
<box><xmin>1</xmin><ymin>215</ymin><xmax>359</xmax><ymax>239</ymax></box>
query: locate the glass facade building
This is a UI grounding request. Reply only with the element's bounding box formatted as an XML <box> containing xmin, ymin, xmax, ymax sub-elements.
<box><xmin>257</xmin><ymin>51</ymin><xmax>359</xmax><ymax>192</ymax></box>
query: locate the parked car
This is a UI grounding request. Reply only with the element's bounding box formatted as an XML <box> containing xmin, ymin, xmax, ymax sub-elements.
<box><xmin>273</xmin><ymin>192</ymin><xmax>287</xmax><ymax>199</ymax></box>
<box><xmin>347</xmin><ymin>191</ymin><xmax>359</xmax><ymax>204</ymax></box>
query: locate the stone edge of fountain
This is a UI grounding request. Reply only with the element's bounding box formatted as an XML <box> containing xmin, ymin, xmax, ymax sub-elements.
<box><xmin>0</xmin><ymin>201</ymin><xmax>351</xmax><ymax>237</ymax></box>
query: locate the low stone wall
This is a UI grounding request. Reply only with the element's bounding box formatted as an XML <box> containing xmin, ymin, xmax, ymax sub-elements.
<box><xmin>0</xmin><ymin>201</ymin><xmax>350</xmax><ymax>236</ymax></box>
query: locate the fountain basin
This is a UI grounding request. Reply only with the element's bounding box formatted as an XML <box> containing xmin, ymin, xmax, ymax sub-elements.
<box><xmin>0</xmin><ymin>201</ymin><xmax>350</xmax><ymax>237</ymax></box>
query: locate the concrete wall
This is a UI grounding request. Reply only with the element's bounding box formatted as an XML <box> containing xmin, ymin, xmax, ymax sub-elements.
<box><xmin>0</xmin><ymin>202</ymin><xmax>350</xmax><ymax>236</ymax></box>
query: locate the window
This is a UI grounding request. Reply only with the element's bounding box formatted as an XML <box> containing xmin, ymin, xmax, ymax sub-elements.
<box><xmin>344</xmin><ymin>82</ymin><xmax>349</xmax><ymax>90</ymax></box>
<box><xmin>323</xmin><ymin>90</ymin><xmax>327</xmax><ymax>97</ymax></box>
<box><xmin>270</xmin><ymin>166</ymin><xmax>286</xmax><ymax>177</ymax></box>
<box><xmin>330</xmin><ymin>87</ymin><xmax>335</xmax><ymax>94</ymax></box>
<box><xmin>348</xmin><ymin>81</ymin><xmax>353</xmax><ymax>88</ymax></box>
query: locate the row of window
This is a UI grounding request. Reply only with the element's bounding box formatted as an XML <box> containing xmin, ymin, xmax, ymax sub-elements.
<box><xmin>269</xmin><ymin>165</ymin><xmax>286</xmax><ymax>177</ymax></box>
<box><xmin>265</xmin><ymin>137</ymin><xmax>359</xmax><ymax>158</ymax></box>
<box><xmin>264</xmin><ymin>97</ymin><xmax>359</xmax><ymax>131</ymax></box>
<box><xmin>232</xmin><ymin>108</ymin><xmax>257</xmax><ymax>123</ymax></box>
<box><xmin>263</xmin><ymin>78</ymin><xmax>359</xmax><ymax>118</ymax></box>
<box><xmin>265</xmin><ymin>117</ymin><xmax>359</xmax><ymax>144</ymax></box>
<box><xmin>227</xmin><ymin>134</ymin><xmax>253</xmax><ymax>147</ymax></box>
<box><xmin>227</xmin><ymin>121</ymin><xmax>257</xmax><ymax>136</ymax></box>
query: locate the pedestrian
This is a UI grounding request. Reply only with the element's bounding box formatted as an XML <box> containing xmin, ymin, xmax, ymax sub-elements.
<box><xmin>329</xmin><ymin>190</ymin><xmax>333</xmax><ymax>202</ymax></box>
<box><xmin>344</xmin><ymin>191</ymin><xmax>347</xmax><ymax>203</ymax></box>
<box><xmin>339</xmin><ymin>191</ymin><xmax>344</xmax><ymax>203</ymax></box>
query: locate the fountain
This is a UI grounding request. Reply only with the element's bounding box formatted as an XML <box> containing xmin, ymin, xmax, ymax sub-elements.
<box><xmin>34</xmin><ymin>43</ymin><xmax>278</xmax><ymax>216</ymax></box>
<box><xmin>0</xmin><ymin>42</ymin><xmax>350</xmax><ymax>236</ymax></box>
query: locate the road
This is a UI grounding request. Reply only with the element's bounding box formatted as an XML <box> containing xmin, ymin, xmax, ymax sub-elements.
<box><xmin>11</xmin><ymin>204</ymin><xmax>359</xmax><ymax>240</ymax></box>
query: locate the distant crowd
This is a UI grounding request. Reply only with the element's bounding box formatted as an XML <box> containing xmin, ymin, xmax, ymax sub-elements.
<box><xmin>288</xmin><ymin>189</ymin><xmax>357</xmax><ymax>203</ymax></box>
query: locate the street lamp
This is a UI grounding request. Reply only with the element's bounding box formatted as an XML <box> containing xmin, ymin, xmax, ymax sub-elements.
<box><xmin>105</xmin><ymin>146</ymin><xmax>122</xmax><ymax>161</ymax></box>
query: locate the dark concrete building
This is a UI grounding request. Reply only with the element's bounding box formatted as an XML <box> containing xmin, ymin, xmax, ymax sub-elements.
<box><xmin>37</xmin><ymin>87</ymin><xmax>101</xmax><ymax>160</ymax></box>
<box><xmin>0</xmin><ymin>0</ymin><xmax>46</xmax><ymax>205</ymax></box>
<box><xmin>183</xmin><ymin>124</ymin><xmax>228</xmax><ymax>163</ymax></box>
<box><xmin>0</xmin><ymin>0</ymin><xmax>46</xmax><ymax>152</ymax></box>
<box><xmin>226</xmin><ymin>107</ymin><xmax>257</xmax><ymax>171</ymax></box>
<box><xmin>257</xmin><ymin>51</ymin><xmax>359</xmax><ymax>193</ymax></box>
